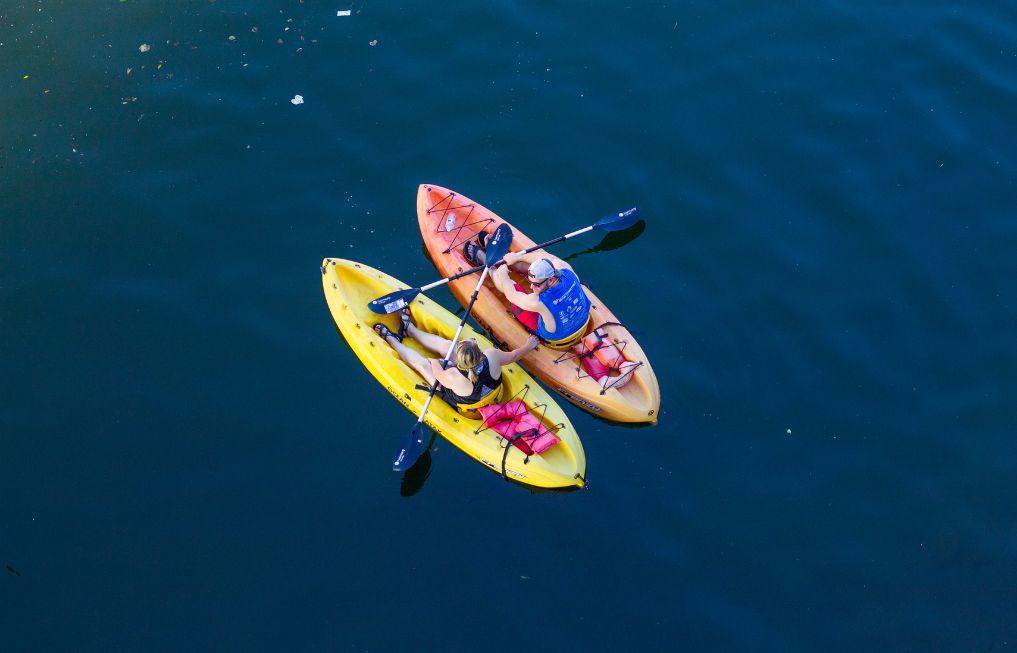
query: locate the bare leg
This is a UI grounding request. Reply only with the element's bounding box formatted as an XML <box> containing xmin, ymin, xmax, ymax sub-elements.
<box><xmin>382</xmin><ymin>332</ymin><xmax>437</xmax><ymax>386</ymax></box>
<box><xmin>405</xmin><ymin>322</ymin><xmax>453</xmax><ymax>356</ymax></box>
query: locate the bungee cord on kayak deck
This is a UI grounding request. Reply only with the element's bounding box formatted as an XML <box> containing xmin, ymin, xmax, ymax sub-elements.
<box><xmin>471</xmin><ymin>383</ymin><xmax>564</xmax><ymax>440</ymax></box>
<box><xmin>553</xmin><ymin>323</ymin><xmax>645</xmax><ymax>395</ymax></box>
<box><xmin>426</xmin><ymin>190</ymin><xmax>495</xmax><ymax>255</ymax></box>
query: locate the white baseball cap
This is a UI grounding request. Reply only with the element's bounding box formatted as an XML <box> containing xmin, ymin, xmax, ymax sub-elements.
<box><xmin>528</xmin><ymin>258</ymin><xmax>557</xmax><ymax>281</ymax></box>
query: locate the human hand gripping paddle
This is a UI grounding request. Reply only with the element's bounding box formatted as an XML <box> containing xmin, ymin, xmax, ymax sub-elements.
<box><xmin>391</xmin><ymin>223</ymin><xmax>514</xmax><ymax>472</ymax></box>
<box><xmin>368</xmin><ymin>207</ymin><xmax>640</xmax><ymax>315</ymax></box>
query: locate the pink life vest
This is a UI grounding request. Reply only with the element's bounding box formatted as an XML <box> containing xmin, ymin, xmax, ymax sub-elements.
<box><xmin>477</xmin><ymin>401</ymin><xmax>559</xmax><ymax>455</ymax></box>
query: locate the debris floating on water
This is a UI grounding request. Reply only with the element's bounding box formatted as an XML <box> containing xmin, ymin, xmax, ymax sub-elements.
<box><xmin>290</xmin><ymin>94</ymin><xmax>304</xmax><ymax>105</ymax></box>
<box><xmin>337</xmin><ymin>9</ymin><xmax>351</xmax><ymax>16</ymax></box>
<box><xmin>369</xmin><ymin>39</ymin><xmax>378</xmax><ymax>46</ymax></box>
<box><xmin>138</xmin><ymin>43</ymin><xmax>151</xmax><ymax>53</ymax></box>
<box><xmin>228</xmin><ymin>35</ymin><xmax>236</xmax><ymax>42</ymax></box>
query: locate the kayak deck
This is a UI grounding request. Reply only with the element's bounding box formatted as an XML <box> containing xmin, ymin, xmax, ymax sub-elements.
<box><xmin>416</xmin><ymin>184</ymin><xmax>661</xmax><ymax>423</ymax></box>
<box><xmin>322</xmin><ymin>257</ymin><xmax>586</xmax><ymax>489</ymax></box>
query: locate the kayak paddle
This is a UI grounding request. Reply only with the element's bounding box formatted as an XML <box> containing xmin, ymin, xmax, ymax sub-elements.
<box><xmin>391</xmin><ymin>222</ymin><xmax>514</xmax><ymax>472</ymax></box>
<box><xmin>368</xmin><ymin>207</ymin><xmax>640</xmax><ymax>314</ymax></box>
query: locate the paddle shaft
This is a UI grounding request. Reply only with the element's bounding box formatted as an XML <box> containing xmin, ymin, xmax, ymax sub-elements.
<box><xmin>418</xmin><ymin>225</ymin><xmax>595</xmax><ymax>293</ymax></box>
<box><xmin>414</xmin><ymin>265</ymin><xmax>493</xmax><ymax>422</ymax></box>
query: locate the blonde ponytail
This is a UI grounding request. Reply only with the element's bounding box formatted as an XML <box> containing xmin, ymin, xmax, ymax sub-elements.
<box><xmin>455</xmin><ymin>341</ymin><xmax>484</xmax><ymax>384</ymax></box>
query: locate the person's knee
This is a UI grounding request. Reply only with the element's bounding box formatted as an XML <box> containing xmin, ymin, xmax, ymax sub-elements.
<box><xmin>411</xmin><ymin>360</ymin><xmax>434</xmax><ymax>383</ymax></box>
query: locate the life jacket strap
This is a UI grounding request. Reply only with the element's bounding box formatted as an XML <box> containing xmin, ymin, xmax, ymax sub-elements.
<box><xmin>501</xmin><ymin>429</ymin><xmax>534</xmax><ymax>479</ymax></box>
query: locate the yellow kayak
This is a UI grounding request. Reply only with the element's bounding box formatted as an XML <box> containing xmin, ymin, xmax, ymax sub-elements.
<box><xmin>321</xmin><ymin>258</ymin><xmax>587</xmax><ymax>489</ymax></box>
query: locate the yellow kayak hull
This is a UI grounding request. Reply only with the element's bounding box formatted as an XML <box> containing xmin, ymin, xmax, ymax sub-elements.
<box><xmin>321</xmin><ymin>258</ymin><xmax>586</xmax><ymax>489</ymax></box>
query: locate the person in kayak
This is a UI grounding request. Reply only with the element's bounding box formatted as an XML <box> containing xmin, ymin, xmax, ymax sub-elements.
<box><xmin>489</xmin><ymin>251</ymin><xmax>592</xmax><ymax>350</ymax></box>
<box><xmin>373</xmin><ymin>309</ymin><xmax>539</xmax><ymax>414</ymax></box>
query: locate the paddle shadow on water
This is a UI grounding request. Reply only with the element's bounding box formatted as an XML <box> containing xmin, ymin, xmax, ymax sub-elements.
<box><xmin>399</xmin><ymin>434</ymin><xmax>436</xmax><ymax>497</ymax></box>
<box><xmin>562</xmin><ymin>219</ymin><xmax>646</xmax><ymax>263</ymax></box>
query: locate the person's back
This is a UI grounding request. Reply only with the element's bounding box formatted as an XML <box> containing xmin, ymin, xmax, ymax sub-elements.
<box><xmin>532</xmin><ymin>266</ymin><xmax>591</xmax><ymax>344</ymax></box>
<box><xmin>435</xmin><ymin>342</ymin><xmax>502</xmax><ymax>405</ymax></box>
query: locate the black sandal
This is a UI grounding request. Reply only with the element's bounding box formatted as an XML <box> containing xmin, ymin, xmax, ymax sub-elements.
<box><xmin>462</xmin><ymin>231</ymin><xmax>490</xmax><ymax>265</ymax></box>
<box><xmin>373</xmin><ymin>323</ymin><xmax>402</xmax><ymax>343</ymax></box>
<box><xmin>462</xmin><ymin>241</ymin><xmax>483</xmax><ymax>265</ymax></box>
<box><xmin>397</xmin><ymin>308</ymin><xmax>413</xmax><ymax>340</ymax></box>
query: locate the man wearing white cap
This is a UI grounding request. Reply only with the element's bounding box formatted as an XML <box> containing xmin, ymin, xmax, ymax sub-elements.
<box><xmin>491</xmin><ymin>251</ymin><xmax>592</xmax><ymax>349</ymax></box>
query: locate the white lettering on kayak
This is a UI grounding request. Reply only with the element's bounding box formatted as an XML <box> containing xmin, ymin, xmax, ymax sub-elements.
<box><xmin>555</xmin><ymin>386</ymin><xmax>603</xmax><ymax>411</ymax></box>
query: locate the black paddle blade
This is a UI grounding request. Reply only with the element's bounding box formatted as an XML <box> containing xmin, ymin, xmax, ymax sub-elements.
<box><xmin>484</xmin><ymin>223</ymin><xmax>514</xmax><ymax>266</ymax></box>
<box><xmin>368</xmin><ymin>287</ymin><xmax>420</xmax><ymax>314</ymax></box>
<box><xmin>594</xmin><ymin>207</ymin><xmax>641</xmax><ymax>232</ymax></box>
<box><xmin>393</xmin><ymin>421</ymin><xmax>432</xmax><ymax>472</ymax></box>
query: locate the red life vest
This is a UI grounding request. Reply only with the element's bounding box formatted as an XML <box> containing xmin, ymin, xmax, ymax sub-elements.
<box><xmin>573</xmin><ymin>331</ymin><xmax>637</xmax><ymax>389</ymax></box>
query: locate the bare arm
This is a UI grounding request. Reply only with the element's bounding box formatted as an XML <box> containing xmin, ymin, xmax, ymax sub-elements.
<box><xmin>428</xmin><ymin>359</ymin><xmax>472</xmax><ymax>395</ymax></box>
<box><xmin>492</xmin><ymin>266</ymin><xmax>542</xmax><ymax>311</ymax></box>
<box><xmin>503</xmin><ymin>250</ymin><xmax>575</xmax><ymax>275</ymax></box>
<box><xmin>486</xmin><ymin>335</ymin><xmax>540</xmax><ymax>368</ymax></box>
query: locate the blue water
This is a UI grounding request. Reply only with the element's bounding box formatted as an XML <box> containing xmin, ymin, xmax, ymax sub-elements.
<box><xmin>2</xmin><ymin>2</ymin><xmax>1015</xmax><ymax>650</ymax></box>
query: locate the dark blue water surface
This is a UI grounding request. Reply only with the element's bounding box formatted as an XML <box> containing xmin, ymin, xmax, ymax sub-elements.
<box><xmin>3</xmin><ymin>1</ymin><xmax>1016</xmax><ymax>651</ymax></box>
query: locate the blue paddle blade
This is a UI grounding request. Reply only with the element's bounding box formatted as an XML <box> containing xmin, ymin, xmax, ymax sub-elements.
<box><xmin>393</xmin><ymin>421</ymin><xmax>431</xmax><ymax>472</ymax></box>
<box><xmin>400</xmin><ymin>438</ymin><xmax>435</xmax><ymax>497</ymax></box>
<box><xmin>368</xmin><ymin>288</ymin><xmax>419</xmax><ymax>314</ymax></box>
<box><xmin>594</xmin><ymin>207</ymin><xmax>641</xmax><ymax>232</ymax></box>
<box><xmin>484</xmin><ymin>223</ymin><xmax>514</xmax><ymax>266</ymax></box>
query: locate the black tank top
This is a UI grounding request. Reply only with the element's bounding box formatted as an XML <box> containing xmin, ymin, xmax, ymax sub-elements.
<box><xmin>451</xmin><ymin>356</ymin><xmax>502</xmax><ymax>404</ymax></box>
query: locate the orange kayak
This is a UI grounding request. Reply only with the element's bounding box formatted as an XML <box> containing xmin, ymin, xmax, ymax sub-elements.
<box><xmin>416</xmin><ymin>184</ymin><xmax>661</xmax><ymax>423</ymax></box>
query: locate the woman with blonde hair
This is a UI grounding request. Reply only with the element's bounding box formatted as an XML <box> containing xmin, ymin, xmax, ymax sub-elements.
<box><xmin>374</xmin><ymin>309</ymin><xmax>538</xmax><ymax>413</ymax></box>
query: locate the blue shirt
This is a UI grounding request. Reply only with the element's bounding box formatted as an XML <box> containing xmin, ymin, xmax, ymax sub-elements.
<box><xmin>535</xmin><ymin>269</ymin><xmax>591</xmax><ymax>341</ymax></box>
